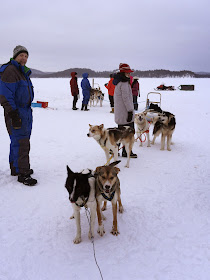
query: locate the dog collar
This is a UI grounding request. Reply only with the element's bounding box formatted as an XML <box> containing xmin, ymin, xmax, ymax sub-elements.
<box><xmin>101</xmin><ymin>191</ymin><xmax>115</xmax><ymax>201</ymax></box>
<box><xmin>75</xmin><ymin>196</ymin><xmax>89</xmax><ymax>208</ymax></box>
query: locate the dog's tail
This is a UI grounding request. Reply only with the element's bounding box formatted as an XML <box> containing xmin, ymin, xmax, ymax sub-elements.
<box><xmin>109</xmin><ymin>160</ymin><xmax>121</xmax><ymax>167</ymax></box>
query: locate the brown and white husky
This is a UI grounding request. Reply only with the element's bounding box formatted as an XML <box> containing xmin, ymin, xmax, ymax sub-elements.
<box><xmin>87</xmin><ymin>124</ymin><xmax>135</xmax><ymax>168</ymax></box>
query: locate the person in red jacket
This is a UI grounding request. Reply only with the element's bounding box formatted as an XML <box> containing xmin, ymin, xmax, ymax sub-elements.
<box><xmin>104</xmin><ymin>74</ymin><xmax>115</xmax><ymax>113</ymax></box>
<box><xmin>70</xmin><ymin>72</ymin><xmax>79</xmax><ymax>110</ymax></box>
<box><xmin>131</xmin><ymin>77</ymin><xmax>140</xmax><ymax>111</ymax></box>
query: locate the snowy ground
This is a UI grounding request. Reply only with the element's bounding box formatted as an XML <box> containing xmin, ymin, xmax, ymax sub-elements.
<box><xmin>0</xmin><ymin>77</ymin><xmax>210</xmax><ymax>280</ymax></box>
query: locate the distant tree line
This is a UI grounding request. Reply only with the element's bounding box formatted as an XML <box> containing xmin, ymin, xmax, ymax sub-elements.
<box><xmin>30</xmin><ymin>68</ymin><xmax>210</xmax><ymax>78</ymax></box>
<box><xmin>1</xmin><ymin>64</ymin><xmax>209</xmax><ymax>78</ymax></box>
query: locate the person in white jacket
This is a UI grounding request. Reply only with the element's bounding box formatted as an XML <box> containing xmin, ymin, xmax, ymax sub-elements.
<box><xmin>113</xmin><ymin>63</ymin><xmax>137</xmax><ymax>158</ymax></box>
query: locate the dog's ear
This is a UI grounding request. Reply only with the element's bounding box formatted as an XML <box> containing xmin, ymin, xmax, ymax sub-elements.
<box><xmin>114</xmin><ymin>167</ymin><xmax>120</xmax><ymax>174</ymax></box>
<box><xmin>143</xmin><ymin>111</ymin><xmax>147</xmax><ymax>116</ymax></box>
<box><xmin>89</xmin><ymin>124</ymin><xmax>92</xmax><ymax>127</ymax></box>
<box><xmin>95</xmin><ymin>166</ymin><xmax>102</xmax><ymax>175</ymax></box>
<box><xmin>99</xmin><ymin>124</ymin><xmax>104</xmax><ymax>129</ymax></box>
<box><xmin>109</xmin><ymin>160</ymin><xmax>121</xmax><ymax>167</ymax></box>
<box><xmin>67</xmin><ymin>165</ymin><xmax>74</xmax><ymax>175</ymax></box>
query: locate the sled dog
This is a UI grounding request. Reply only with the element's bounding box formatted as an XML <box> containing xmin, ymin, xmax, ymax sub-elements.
<box><xmin>134</xmin><ymin>111</ymin><xmax>151</xmax><ymax>147</ymax></box>
<box><xmin>151</xmin><ymin>111</ymin><xmax>176</xmax><ymax>151</ymax></box>
<box><xmin>87</xmin><ymin>124</ymin><xmax>135</xmax><ymax>168</ymax></box>
<box><xmin>95</xmin><ymin>161</ymin><xmax>123</xmax><ymax>236</ymax></box>
<box><xmin>89</xmin><ymin>88</ymin><xmax>104</xmax><ymax>107</ymax></box>
<box><xmin>65</xmin><ymin>166</ymin><xmax>96</xmax><ymax>244</ymax></box>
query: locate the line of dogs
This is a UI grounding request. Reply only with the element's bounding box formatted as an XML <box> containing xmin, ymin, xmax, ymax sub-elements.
<box><xmin>65</xmin><ymin>104</ymin><xmax>176</xmax><ymax>243</ymax></box>
<box><xmin>89</xmin><ymin>88</ymin><xmax>104</xmax><ymax>107</ymax></box>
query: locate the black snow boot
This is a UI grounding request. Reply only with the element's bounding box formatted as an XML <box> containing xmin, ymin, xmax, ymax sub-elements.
<box><xmin>18</xmin><ymin>172</ymin><xmax>37</xmax><ymax>186</ymax></box>
<box><xmin>81</xmin><ymin>104</ymin><xmax>85</xmax><ymax>110</ymax></box>
<box><xmin>72</xmin><ymin>107</ymin><xmax>78</xmax><ymax>110</ymax></box>
<box><xmin>84</xmin><ymin>105</ymin><xmax>89</xmax><ymax>111</ymax></box>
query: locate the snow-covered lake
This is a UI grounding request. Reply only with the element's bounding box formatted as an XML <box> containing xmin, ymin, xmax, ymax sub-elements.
<box><xmin>0</xmin><ymin>77</ymin><xmax>210</xmax><ymax>280</ymax></box>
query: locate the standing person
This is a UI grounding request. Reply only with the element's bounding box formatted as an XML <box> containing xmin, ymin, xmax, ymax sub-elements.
<box><xmin>113</xmin><ymin>63</ymin><xmax>137</xmax><ymax>158</ymax></box>
<box><xmin>81</xmin><ymin>72</ymin><xmax>91</xmax><ymax>111</ymax></box>
<box><xmin>70</xmin><ymin>72</ymin><xmax>79</xmax><ymax>110</ymax></box>
<box><xmin>131</xmin><ymin>77</ymin><xmax>140</xmax><ymax>111</ymax></box>
<box><xmin>104</xmin><ymin>74</ymin><xmax>115</xmax><ymax>113</ymax></box>
<box><xmin>0</xmin><ymin>45</ymin><xmax>37</xmax><ymax>186</ymax></box>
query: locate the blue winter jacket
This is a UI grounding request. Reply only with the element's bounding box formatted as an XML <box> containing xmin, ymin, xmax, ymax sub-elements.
<box><xmin>81</xmin><ymin>73</ymin><xmax>91</xmax><ymax>93</ymax></box>
<box><xmin>0</xmin><ymin>59</ymin><xmax>34</xmax><ymax>114</ymax></box>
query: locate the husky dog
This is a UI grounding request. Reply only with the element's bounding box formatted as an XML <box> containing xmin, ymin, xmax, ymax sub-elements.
<box><xmin>89</xmin><ymin>88</ymin><xmax>104</xmax><ymax>107</ymax></box>
<box><xmin>65</xmin><ymin>166</ymin><xmax>96</xmax><ymax>244</ymax></box>
<box><xmin>151</xmin><ymin>111</ymin><xmax>176</xmax><ymax>151</ymax></box>
<box><xmin>95</xmin><ymin>161</ymin><xmax>123</xmax><ymax>236</ymax></box>
<box><xmin>87</xmin><ymin>124</ymin><xmax>135</xmax><ymax>168</ymax></box>
<box><xmin>134</xmin><ymin>111</ymin><xmax>151</xmax><ymax>147</ymax></box>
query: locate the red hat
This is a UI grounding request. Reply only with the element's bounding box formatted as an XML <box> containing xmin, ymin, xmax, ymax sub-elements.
<box><xmin>119</xmin><ymin>63</ymin><xmax>134</xmax><ymax>73</ymax></box>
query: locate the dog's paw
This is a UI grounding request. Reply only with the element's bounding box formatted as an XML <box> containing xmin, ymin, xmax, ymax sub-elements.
<box><xmin>147</xmin><ymin>144</ymin><xmax>151</xmax><ymax>147</ymax></box>
<box><xmin>160</xmin><ymin>148</ymin><xmax>164</xmax><ymax>150</ymax></box>
<box><xmin>97</xmin><ymin>225</ymin><xmax>105</xmax><ymax>236</ymax></box>
<box><xmin>70</xmin><ymin>215</ymin><xmax>74</xmax><ymax>219</ymax></box>
<box><xmin>124</xmin><ymin>164</ymin><xmax>129</xmax><ymax>168</ymax></box>
<box><xmin>119</xmin><ymin>205</ymin><xmax>124</xmax><ymax>213</ymax></box>
<box><xmin>111</xmin><ymin>227</ymin><xmax>120</xmax><ymax>236</ymax></box>
<box><xmin>88</xmin><ymin>231</ymin><xmax>94</xmax><ymax>240</ymax></box>
<box><xmin>73</xmin><ymin>236</ymin><xmax>81</xmax><ymax>244</ymax></box>
<box><xmin>167</xmin><ymin>147</ymin><xmax>171</xmax><ymax>151</ymax></box>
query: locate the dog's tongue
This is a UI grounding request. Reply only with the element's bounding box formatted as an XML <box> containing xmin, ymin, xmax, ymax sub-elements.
<box><xmin>105</xmin><ymin>190</ymin><xmax>110</xmax><ymax>193</ymax></box>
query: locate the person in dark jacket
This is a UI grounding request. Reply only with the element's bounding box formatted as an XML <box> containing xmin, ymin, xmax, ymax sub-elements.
<box><xmin>0</xmin><ymin>45</ymin><xmax>37</xmax><ymax>186</ymax></box>
<box><xmin>131</xmin><ymin>77</ymin><xmax>140</xmax><ymax>111</ymax></box>
<box><xmin>81</xmin><ymin>72</ymin><xmax>91</xmax><ymax>111</ymax></box>
<box><xmin>70</xmin><ymin>72</ymin><xmax>79</xmax><ymax>110</ymax></box>
<box><xmin>113</xmin><ymin>63</ymin><xmax>137</xmax><ymax>158</ymax></box>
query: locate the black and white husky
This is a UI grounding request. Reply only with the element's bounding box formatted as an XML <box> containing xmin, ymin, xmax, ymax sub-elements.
<box><xmin>65</xmin><ymin>166</ymin><xmax>96</xmax><ymax>244</ymax></box>
<box><xmin>152</xmin><ymin>111</ymin><xmax>176</xmax><ymax>151</ymax></box>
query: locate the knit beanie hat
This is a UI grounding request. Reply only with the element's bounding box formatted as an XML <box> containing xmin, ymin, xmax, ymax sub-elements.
<box><xmin>13</xmin><ymin>45</ymin><xmax>29</xmax><ymax>59</ymax></box>
<box><xmin>119</xmin><ymin>63</ymin><xmax>134</xmax><ymax>73</ymax></box>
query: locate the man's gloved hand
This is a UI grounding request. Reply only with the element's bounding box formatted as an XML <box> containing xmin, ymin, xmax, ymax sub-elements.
<box><xmin>127</xmin><ymin>111</ymin><xmax>133</xmax><ymax>122</ymax></box>
<box><xmin>8</xmin><ymin>109</ymin><xmax>22</xmax><ymax>129</ymax></box>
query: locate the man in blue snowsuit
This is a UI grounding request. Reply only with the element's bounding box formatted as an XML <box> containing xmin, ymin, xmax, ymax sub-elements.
<box><xmin>0</xmin><ymin>45</ymin><xmax>37</xmax><ymax>186</ymax></box>
<box><xmin>81</xmin><ymin>72</ymin><xmax>91</xmax><ymax>111</ymax></box>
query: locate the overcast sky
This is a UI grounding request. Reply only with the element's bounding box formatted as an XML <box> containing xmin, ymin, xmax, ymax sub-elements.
<box><xmin>1</xmin><ymin>0</ymin><xmax>210</xmax><ymax>72</ymax></box>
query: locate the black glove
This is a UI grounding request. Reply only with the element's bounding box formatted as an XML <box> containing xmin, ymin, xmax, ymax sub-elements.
<box><xmin>104</xmin><ymin>83</ymin><xmax>108</xmax><ymax>86</ymax></box>
<box><xmin>127</xmin><ymin>111</ymin><xmax>133</xmax><ymax>122</ymax></box>
<box><xmin>8</xmin><ymin>109</ymin><xmax>22</xmax><ymax>129</ymax></box>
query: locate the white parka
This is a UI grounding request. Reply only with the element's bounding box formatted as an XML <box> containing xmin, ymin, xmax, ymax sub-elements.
<box><xmin>114</xmin><ymin>81</ymin><xmax>134</xmax><ymax>125</ymax></box>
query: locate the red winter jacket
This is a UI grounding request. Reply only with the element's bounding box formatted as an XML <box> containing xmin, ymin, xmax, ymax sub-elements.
<box><xmin>70</xmin><ymin>72</ymin><xmax>79</xmax><ymax>96</ymax></box>
<box><xmin>105</xmin><ymin>78</ymin><xmax>115</xmax><ymax>96</ymax></box>
<box><xmin>131</xmin><ymin>81</ymin><xmax>139</xmax><ymax>96</ymax></box>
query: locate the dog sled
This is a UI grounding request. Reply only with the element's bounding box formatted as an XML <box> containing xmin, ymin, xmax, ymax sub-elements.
<box><xmin>145</xmin><ymin>92</ymin><xmax>162</xmax><ymax>122</ymax></box>
<box><xmin>146</xmin><ymin>92</ymin><xmax>161</xmax><ymax>109</ymax></box>
<box><xmin>154</xmin><ymin>84</ymin><xmax>175</xmax><ymax>91</ymax></box>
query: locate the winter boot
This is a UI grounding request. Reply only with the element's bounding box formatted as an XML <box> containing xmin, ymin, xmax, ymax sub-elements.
<box><xmin>72</xmin><ymin>107</ymin><xmax>78</xmax><ymax>110</ymax></box>
<box><xmin>134</xmin><ymin>103</ymin><xmax>138</xmax><ymax>111</ymax></box>
<box><xmin>18</xmin><ymin>172</ymin><xmax>37</xmax><ymax>186</ymax></box>
<box><xmin>110</xmin><ymin>107</ymin><xmax>114</xmax><ymax>113</ymax></box>
<box><xmin>122</xmin><ymin>148</ymin><xmax>137</xmax><ymax>158</ymax></box>
<box><xmin>81</xmin><ymin>104</ymin><xmax>85</xmax><ymax>110</ymax></box>
<box><xmin>84</xmin><ymin>105</ymin><xmax>89</xmax><ymax>111</ymax></box>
